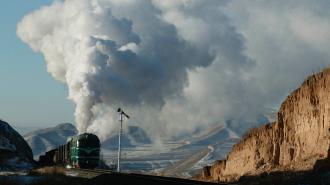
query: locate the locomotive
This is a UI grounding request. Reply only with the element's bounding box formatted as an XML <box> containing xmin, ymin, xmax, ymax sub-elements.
<box><xmin>39</xmin><ymin>133</ymin><xmax>101</xmax><ymax>168</ymax></box>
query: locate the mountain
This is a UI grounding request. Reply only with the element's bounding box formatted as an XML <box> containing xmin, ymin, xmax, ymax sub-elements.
<box><xmin>99</xmin><ymin>126</ymin><xmax>152</xmax><ymax>150</ymax></box>
<box><xmin>24</xmin><ymin>123</ymin><xmax>152</xmax><ymax>158</ymax></box>
<box><xmin>13</xmin><ymin>126</ymin><xmax>42</xmax><ymax>136</ymax></box>
<box><xmin>0</xmin><ymin>120</ymin><xmax>33</xmax><ymax>169</ymax></box>
<box><xmin>226</xmin><ymin>110</ymin><xmax>277</xmax><ymax>137</ymax></box>
<box><xmin>183</xmin><ymin>125</ymin><xmax>239</xmax><ymax>146</ymax></box>
<box><xmin>197</xmin><ymin>68</ymin><xmax>330</xmax><ymax>182</ymax></box>
<box><xmin>24</xmin><ymin>123</ymin><xmax>77</xmax><ymax>158</ymax></box>
<box><xmin>187</xmin><ymin>125</ymin><xmax>240</xmax><ymax>164</ymax></box>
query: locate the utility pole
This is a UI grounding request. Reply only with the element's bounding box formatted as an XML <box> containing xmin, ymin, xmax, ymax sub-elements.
<box><xmin>117</xmin><ymin>108</ymin><xmax>129</xmax><ymax>173</ymax></box>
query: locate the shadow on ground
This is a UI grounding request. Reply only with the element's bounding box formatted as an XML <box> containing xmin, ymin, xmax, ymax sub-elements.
<box><xmin>237</xmin><ymin>158</ymin><xmax>330</xmax><ymax>185</ymax></box>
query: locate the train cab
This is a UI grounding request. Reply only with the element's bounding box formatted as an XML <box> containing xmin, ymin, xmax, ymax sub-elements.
<box><xmin>70</xmin><ymin>133</ymin><xmax>101</xmax><ymax>168</ymax></box>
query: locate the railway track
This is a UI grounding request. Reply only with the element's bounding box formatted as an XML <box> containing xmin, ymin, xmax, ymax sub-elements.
<box><xmin>69</xmin><ymin>168</ymin><xmax>228</xmax><ymax>185</ymax></box>
<box><xmin>75</xmin><ymin>168</ymin><xmax>113</xmax><ymax>174</ymax></box>
<box><xmin>68</xmin><ymin>168</ymin><xmax>113</xmax><ymax>178</ymax></box>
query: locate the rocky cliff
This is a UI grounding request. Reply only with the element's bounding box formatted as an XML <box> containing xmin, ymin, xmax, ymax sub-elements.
<box><xmin>197</xmin><ymin>69</ymin><xmax>330</xmax><ymax>182</ymax></box>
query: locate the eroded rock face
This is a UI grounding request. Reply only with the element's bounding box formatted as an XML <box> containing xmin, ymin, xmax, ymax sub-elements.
<box><xmin>197</xmin><ymin>69</ymin><xmax>330</xmax><ymax>182</ymax></box>
<box><xmin>0</xmin><ymin>120</ymin><xmax>34</xmax><ymax>169</ymax></box>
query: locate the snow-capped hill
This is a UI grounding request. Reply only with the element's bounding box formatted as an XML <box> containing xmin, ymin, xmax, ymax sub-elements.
<box><xmin>102</xmin><ymin>126</ymin><xmax>151</xmax><ymax>150</ymax></box>
<box><xmin>182</xmin><ymin>124</ymin><xmax>239</xmax><ymax>146</ymax></box>
<box><xmin>126</xmin><ymin>126</ymin><xmax>152</xmax><ymax>145</ymax></box>
<box><xmin>24</xmin><ymin>123</ymin><xmax>76</xmax><ymax>138</ymax></box>
<box><xmin>24</xmin><ymin>123</ymin><xmax>151</xmax><ymax>157</ymax></box>
<box><xmin>0</xmin><ymin>120</ymin><xmax>33</xmax><ymax>169</ymax></box>
<box><xmin>24</xmin><ymin>123</ymin><xmax>77</xmax><ymax>158</ymax></box>
<box><xmin>226</xmin><ymin>110</ymin><xmax>277</xmax><ymax>136</ymax></box>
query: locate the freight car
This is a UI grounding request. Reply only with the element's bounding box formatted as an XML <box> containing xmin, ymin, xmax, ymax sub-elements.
<box><xmin>39</xmin><ymin>133</ymin><xmax>100</xmax><ymax>168</ymax></box>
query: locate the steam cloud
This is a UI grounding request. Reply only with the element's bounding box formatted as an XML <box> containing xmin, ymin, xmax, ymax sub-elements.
<box><xmin>17</xmin><ymin>0</ymin><xmax>330</xmax><ymax>141</ymax></box>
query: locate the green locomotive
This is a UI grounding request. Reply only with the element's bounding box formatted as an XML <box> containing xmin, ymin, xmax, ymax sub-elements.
<box><xmin>69</xmin><ymin>133</ymin><xmax>100</xmax><ymax>168</ymax></box>
<box><xmin>39</xmin><ymin>133</ymin><xmax>101</xmax><ymax>168</ymax></box>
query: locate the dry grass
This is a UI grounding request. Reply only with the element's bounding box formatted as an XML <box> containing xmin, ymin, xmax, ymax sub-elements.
<box><xmin>29</xmin><ymin>166</ymin><xmax>66</xmax><ymax>176</ymax></box>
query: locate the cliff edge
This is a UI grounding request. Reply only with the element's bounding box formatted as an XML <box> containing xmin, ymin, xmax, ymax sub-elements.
<box><xmin>197</xmin><ymin>69</ymin><xmax>330</xmax><ymax>182</ymax></box>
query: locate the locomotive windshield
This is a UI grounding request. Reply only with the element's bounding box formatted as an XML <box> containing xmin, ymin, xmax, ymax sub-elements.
<box><xmin>70</xmin><ymin>133</ymin><xmax>101</xmax><ymax>168</ymax></box>
<box><xmin>78</xmin><ymin>139</ymin><xmax>100</xmax><ymax>148</ymax></box>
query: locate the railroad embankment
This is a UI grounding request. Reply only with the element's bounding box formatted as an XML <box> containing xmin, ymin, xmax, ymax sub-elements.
<box><xmin>196</xmin><ymin>68</ymin><xmax>330</xmax><ymax>183</ymax></box>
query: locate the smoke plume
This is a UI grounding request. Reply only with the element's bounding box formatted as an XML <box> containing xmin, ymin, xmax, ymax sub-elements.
<box><xmin>17</xmin><ymin>0</ymin><xmax>330</xmax><ymax>141</ymax></box>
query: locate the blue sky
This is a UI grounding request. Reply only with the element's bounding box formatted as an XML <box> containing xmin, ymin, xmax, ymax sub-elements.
<box><xmin>0</xmin><ymin>0</ymin><xmax>74</xmax><ymax>128</ymax></box>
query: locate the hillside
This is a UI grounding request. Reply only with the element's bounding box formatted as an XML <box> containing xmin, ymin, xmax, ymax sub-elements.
<box><xmin>160</xmin><ymin>125</ymin><xmax>240</xmax><ymax>178</ymax></box>
<box><xmin>197</xmin><ymin>69</ymin><xmax>330</xmax><ymax>182</ymax></box>
<box><xmin>24</xmin><ymin>123</ymin><xmax>77</xmax><ymax>158</ymax></box>
<box><xmin>0</xmin><ymin>120</ymin><xmax>33</xmax><ymax>169</ymax></box>
<box><xmin>24</xmin><ymin>123</ymin><xmax>152</xmax><ymax>159</ymax></box>
<box><xmin>102</xmin><ymin>126</ymin><xmax>152</xmax><ymax>150</ymax></box>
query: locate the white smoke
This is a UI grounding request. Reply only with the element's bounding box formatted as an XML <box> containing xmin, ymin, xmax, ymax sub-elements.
<box><xmin>17</xmin><ymin>0</ymin><xmax>330</xmax><ymax>141</ymax></box>
<box><xmin>17</xmin><ymin>0</ymin><xmax>215</xmax><ymax>140</ymax></box>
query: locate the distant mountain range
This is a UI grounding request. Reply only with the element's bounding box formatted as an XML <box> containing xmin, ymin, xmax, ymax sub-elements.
<box><xmin>102</xmin><ymin>126</ymin><xmax>152</xmax><ymax>150</ymax></box>
<box><xmin>181</xmin><ymin>124</ymin><xmax>239</xmax><ymax>146</ymax></box>
<box><xmin>23</xmin><ymin>123</ymin><xmax>152</xmax><ymax>159</ymax></box>
<box><xmin>23</xmin><ymin>111</ymin><xmax>275</xmax><ymax>175</ymax></box>
<box><xmin>24</xmin><ymin>123</ymin><xmax>77</xmax><ymax>158</ymax></box>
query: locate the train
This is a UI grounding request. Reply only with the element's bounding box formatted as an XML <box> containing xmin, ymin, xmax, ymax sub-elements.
<box><xmin>39</xmin><ymin>133</ymin><xmax>101</xmax><ymax>168</ymax></box>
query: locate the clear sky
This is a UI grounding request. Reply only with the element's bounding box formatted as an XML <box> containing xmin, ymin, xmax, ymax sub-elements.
<box><xmin>0</xmin><ymin>0</ymin><xmax>74</xmax><ymax>128</ymax></box>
